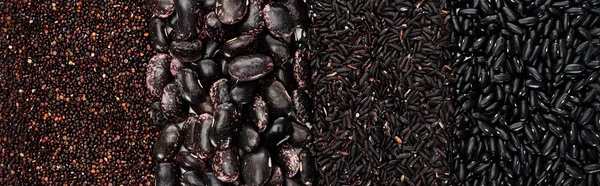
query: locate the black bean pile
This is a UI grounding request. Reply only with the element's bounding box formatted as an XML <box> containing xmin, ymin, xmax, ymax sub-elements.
<box><xmin>309</xmin><ymin>0</ymin><xmax>454</xmax><ymax>185</ymax></box>
<box><xmin>450</xmin><ymin>0</ymin><xmax>600</xmax><ymax>185</ymax></box>
<box><xmin>146</xmin><ymin>0</ymin><xmax>318</xmax><ymax>185</ymax></box>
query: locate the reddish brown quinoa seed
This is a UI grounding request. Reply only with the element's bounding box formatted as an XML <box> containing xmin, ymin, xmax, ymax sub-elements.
<box><xmin>1</xmin><ymin>0</ymin><xmax>157</xmax><ymax>184</ymax></box>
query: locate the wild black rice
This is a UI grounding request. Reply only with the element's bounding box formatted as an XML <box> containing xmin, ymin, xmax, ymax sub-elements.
<box><xmin>309</xmin><ymin>0</ymin><xmax>454</xmax><ymax>185</ymax></box>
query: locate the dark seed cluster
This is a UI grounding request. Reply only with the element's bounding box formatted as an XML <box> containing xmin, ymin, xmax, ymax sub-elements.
<box><xmin>309</xmin><ymin>0</ymin><xmax>454</xmax><ymax>185</ymax></box>
<box><xmin>146</xmin><ymin>0</ymin><xmax>317</xmax><ymax>185</ymax></box>
<box><xmin>0</xmin><ymin>0</ymin><xmax>155</xmax><ymax>185</ymax></box>
<box><xmin>451</xmin><ymin>0</ymin><xmax>600</xmax><ymax>185</ymax></box>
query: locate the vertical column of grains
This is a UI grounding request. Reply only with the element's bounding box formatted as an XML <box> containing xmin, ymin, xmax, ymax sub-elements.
<box><xmin>309</xmin><ymin>0</ymin><xmax>455</xmax><ymax>185</ymax></box>
<box><xmin>450</xmin><ymin>0</ymin><xmax>600</xmax><ymax>185</ymax></box>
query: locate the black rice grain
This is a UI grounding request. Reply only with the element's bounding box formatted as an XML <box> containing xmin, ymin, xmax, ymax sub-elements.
<box><xmin>450</xmin><ymin>0</ymin><xmax>600</xmax><ymax>185</ymax></box>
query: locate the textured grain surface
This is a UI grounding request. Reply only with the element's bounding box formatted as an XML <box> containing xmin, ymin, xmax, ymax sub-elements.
<box><xmin>0</xmin><ymin>1</ymin><xmax>156</xmax><ymax>184</ymax></box>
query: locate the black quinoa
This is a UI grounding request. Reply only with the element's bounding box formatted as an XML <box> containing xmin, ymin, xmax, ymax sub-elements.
<box><xmin>0</xmin><ymin>0</ymin><xmax>155</xmax><ymax>185</ymax></box>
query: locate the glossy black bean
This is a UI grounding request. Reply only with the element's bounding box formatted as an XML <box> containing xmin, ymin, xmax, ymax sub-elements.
<box><xmin>298</xmin><ymin>149</ymin><xmax>318</xmax><ymax>185</ymax></box>
<box><xmin>197</xmin><ymin>59</ymin><xmax>220</xmax><ymax>88</ymax></box>
<box><xmin>220</xmin><ymin>35</ymin><xmax>257</xmax><ymax>59</ymax></box>
<box><xmin>202</xmin><ymin>39</ymin><xmax>220</xmax><ymax>60</ymax></box>
<box><xmin>215</xmin><ymin>0</ymin><xmax>248</xmax><ymax>25</ymax></box>
<box><xmin>181</xmin><ymin>171</ymin><xmax>205</xmax><ymax>186</ymax></box>
<box><xmin>230</xmin><ymin>81</ymin><xmax>258</xmax><ymax>105</ymax></box>
<box><xmin>264</xmin><ymin>3</ymin><xmax>295</xmax><ymax>38</ymax></box>
<box><xmin>151</xmin><ymin>101</ymin><xmax>167</xmax><ymax>129</ymax></box>
<box><xmin>249</xmin><ymin>95</ymin><xmax>269</xmax><ymax>133</ymax></box>
<box><xmin>204</xmin><ymin>12</ymin><xmax>225</xmax><ymax>41</ymax></box>
<box><xmin>149</xmin><ymin>0</ymin><xmax>175</xmax><ymax>18</ymax></box>
<box><xmin>241</xmin><ymin>147</ymin><xmax>272</xmax><ymax>186</ymax></box>
<box><xmin>212</xmin><ymin>147</ymin><xmax>240</xmax><ymax>183</ymax></box>
<box><xmin>263</xmin><ymin>80</ymin><xmax>294</xmax><ymax>118</ymax></box>
<box><xmin>161</xmin><ymin>83</ymin><xmax>189</xmax><ymax>123</ymax></box>
<box><xmin>200</xmin><ymin>0</ymin><xmax>216</xmax><ymax>9</ymax></box>
<box><xmin>177</xmin><ymin>68</ymin><xmax>205</xmax><ymax>104</ymax></box>
<box><xmin>239</xmin><ymin>0</ymin><xmax>265</xmax><ymax>35</ymax></box>
<box><xmin>147</xmin><ymin>54</ymin><xmax>174</xmax><ymax>98</ymax></box>
<box><xmin>284</xmin><ymin>178</ymin><xmax>303</xmax><ymax>186</ymax></box>
<box><xmin>183</xmin><ymin>116</ymin><xmax>201</xmax><ymax>153</ymax></box>
<box><xmin>275</xmin><ymin>65</ymin><xmax>297</xmax><ymax>90</ymax></box>
<box><xmin>170</xmin><ymin>39</ymin><xmax>203</xmax><ymax>62</ymax></box>
<box><xmin>275</xmin><ymin>146</ymin><xmax>300</xmax><ymax>178</ymax></box>
<box><xmin>173</xmin><ymin>0</ymin><xmax>199</xmax><ymax>40</ymax></box>
<box><xmin>266</xmin><ymin>164</ymin><xmax>284</xmax><ymax>186</ymax></box>
<box><xmin>195</xmin><ymin>114</ymin><xmax>215</xmax><ymax>159</ymax></box>
<box><xmin>175</xmin><ymin>151</ymin><xmax>207</xmax><ymax>172</ymax></box>
<box><xmin>149</xmin><ymin>17</ymin><xmax>170</xmax><ymax>52</ymax></box>
<box><xmin>289</xmin><ymin>121</ymin><xmax>311</xmax><ymax>147</ymax></box>
<box><xmin>153</xmin><ymin>124</ymin><xmax>183</xmax><ymax>162</ymax></box>
<box><xmin>264</xmin><ymin>34</ymin><xmax>291</xmax><ymax>65</ymax></box>
<box><xmin>228</xmin><ymin>54</ymin><xmax>275</xmax><ymax>81</ymax></box>
<box><xmin>285</xmin><ymin>0</ymin><xmax>309</xmax><ymax>27</ymax></box>
<box><xmin>264</xmin><ymin>117</ymin><xmax>294</xmax><ymax>148</ymax></box>
<box><xmin>238</xmin><ymin>124</ymin><xmax>260</xmax><ymax>153</ymax></box>
<box><xmin>155</xmin><ymin>162</ymin><xmax>180</xmax><ymax>186</ymax></box>
<box><xmin>209</xmin><ymin>79</ymin><xmax>231</xmax><ymax>108</ymax></box>
<box><xmin>202</xmin><ymin>172</ymin><xmax>224</xmax><ymax>186</ymax></box>
<box><xmin>210</xmin><ymin>103</ymin><xmax>239</xmax><ymax>149</ymax></box>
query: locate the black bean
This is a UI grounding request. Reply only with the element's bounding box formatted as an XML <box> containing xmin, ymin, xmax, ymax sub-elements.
<box><xmin>175</xmin><ymin>151</ymin><xmax>207</xmax><ymax>172</ymax></box>
<box><xmin>263</xmin><ymin>80</ymin><xmax>294</xmax><ymax>118</ymax></box>
<box><xmin>220</xmin><ymin>35</ymin><xmax>257</xmax><ymax>60</ymax></box>
<box><xmin>263</xmin><ymin>117</ymin><xmax>294</xmax><ymax>148</ymax></box>
<box><xmin>170</xmin><ymin>39</ymin><xmax>204</xmax><ymax>62</ymax></box>
<box><xmin>230</xmin><ymin>81</ymin><xmax>258</xmax><ymax>104</ymax></box>
<box><xmin>210</xmin><ymin>103</ymin><xmax>239</xmax><ymax>149</ymax></box>
<box><xmin>195</xmin><ymin>114</ymin><xmax>215</xmax><ymax>159</ymax></box>
<box><xmin>263</xmin><ymin>34</ymin><xmax>292</xmax><ymax>65</ymax></box>
<box><xmin>264</xmin><ymin>3</ymin><xmax>295</xmax><ymax>38</ymax></box>
<box><xmin>173</xmin><ymin>0</ymin><xmax>199</xmax><ymax>40</ymax></box>
<box><xmin>155</xmin><ymin>162</ymin><xmax>180</xmax><ymax>186</ymax></box>
<box><xmin>249</xmin><ymin>95</ymin><xmax>269</xmax><ymax>133</ymax></box>
<box><xmin>147</xmin><ymin>54</ymin><xmax>175</xmax><ymax>98</ymax></box>
<box><xmin>204</xmin><ymin>12</ymin><xmax>225</xmax><ymax>41</ymax></box>
<box><xmin>181</xmin><ymin>171</ymin><xmax>205</xmax><ymax>186</ymax></box>
<box><xmin>177</xmin><ymin>68</ymin><xmax>205</xmax><ymax>105</ymax></box>
<box><xmin>197</xmin><ymin>59</ymin><xmax>220</xmax><ymax>88</ymax></box>
<box><xmin>150</xmin><ymin>17</ymin><xmax>171</xmax><ymax>52</ymax></box>
<box><xmin>202</xmin><ymin>172</ymin><xmax>224</xmax><ymax>186</ymax></box>
<box><xmin>228</xmin><ymin>54</ymin><xmax>275</xmax><ymax>81</ymax></box>
<box><xmin>289</xmin><ymin>121</ymin><xmax>311</xmax><ymax>147</ymax></box>
<box><xmin>151</xmin><ymin>101</ymin><xmax>168</xmax><ymax>129</ymax></box>
<box><xmin>212</xmin><ymin>147</ymin><xmax>240</xmax><ymax>183</ymax></box>
<box><xmin>266</xmin><ymin>164</ymin><xmax>284</xmax><ymax>186</ymax></box>
<box><xmin>215</xmin><ymin>0</ymin><xmax>248</xmax><ymax>25</ymax></box>
<box><xmin>161</xmin><ymin>83</ymin><xmax>189</xmax><ymax>123</ymax></box>
<box><xmin>238</xmin><ymin>124</ymin><xmax>260</xmax><ymax>153</ymax></box>
<box><xmin>153</xmin><ymin>124</ymin><xmax>183</xmax><ymax>162</ymax></box>
<box><xmin>241</xmin><ymin>147</ymin><xmax>272</xmax><ymax>186</ymax></box>
<box><xmin>275</xmin><ymin>146</ymin><xmax>300</xmax><ymax>178</ymax></box>
<box><xmin>149</xmin><ymin>0</ymin><xmax>176</xmax><ymax>18</ymax></box>
<box><xmin>285</xmin><ymin>0</ymin><xmax>310</xmax><ymax>27</ymax></box>
<box><xmin>209</xmin><ymin>79</ymin><xmax>231</xmax><ymax>108</ymax></box>
<box><xmin>239</xmin><ymin>0</ymin><xmax>265</xmax><ymax>35</ymax></box>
